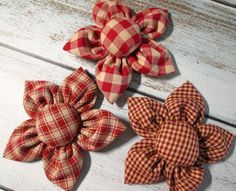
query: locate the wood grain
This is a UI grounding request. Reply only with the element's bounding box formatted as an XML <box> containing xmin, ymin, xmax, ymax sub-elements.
<box><xmin>0</xmin><ymin>0</ymin><xmax>236</xmax><ymax>125</ymax></box>
<box><xmin>0</xmin><ymin>46</ymin><xmax>235</xmax><ymax>191</ymax></box>
<box><xmin>212</xmin><ymin>0</ymin><xmax>236</xmax><ymax>8</ymax></box>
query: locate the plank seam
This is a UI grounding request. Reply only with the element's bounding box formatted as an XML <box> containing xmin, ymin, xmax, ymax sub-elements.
<box><xmin>210</xmin><ymin>0</ymin><xmax>236</xmax><ymax>9</ymax></box>
<box><xmin>0</xmin><ymin>42</ymin><xmax>235</xmax><ymax>128</ymax></box>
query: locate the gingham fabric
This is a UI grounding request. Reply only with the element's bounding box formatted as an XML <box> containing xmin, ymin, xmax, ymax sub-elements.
<box><xmin>3</xmin><ymin>67</ymin><xmax>126</xmax><ymax>191</ymax></box>
<box><xmin>63</xmin><ymin>0</ymin><xmax>175</xmax><ymax>104</ymax></box>
<box><xmin>125</xmin><ymin>81</ymin><xmax>233</xmax><ymax>191</ymax></box>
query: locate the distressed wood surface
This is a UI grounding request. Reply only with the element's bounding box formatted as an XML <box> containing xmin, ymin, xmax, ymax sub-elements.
<box><xmin>0</xmin><ymin>0</ymin><xmax>236</xmax><ymax>125</ymax></box>
<box><xmin>0</xmin><ymin>0</ymin><xmax>236</xmax><ymax>190</ymax></box>
<box><xmin>0</xmin><ymin>47</ymin><xmax>235</xmax><ymax>191</ymax></box>
<box><xmin>213</xmin><ymin>0</ymin><xmax>236</xmax><ymax>7</ymax></box>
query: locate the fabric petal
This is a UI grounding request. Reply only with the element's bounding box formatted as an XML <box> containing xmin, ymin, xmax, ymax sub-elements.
<box><xmin>128</xmin><ymin>40</ymin><xmax>175</xmax><ymax>77</ymax></box>
<box><xmin>3</xmin><ymin>119</ymin><xmax>46</xmax><ymax>161</ymax></box>
<box><xmin>197</xmin><ymin>124</ymin><xmax>234</xmax><ymax>163</ymax></box>
<box><xmin>60</xmin><ymin>67</ymin><xmax>97</xmax><ymax>113</ymax></box>
<box><xmin>95</xmin><ymin>55</ymin><xmax>132</xmax><ymax>103</ymax></box>
<box><xmin>93</xmin><ymin>0</ymin><xmax>131</xmax><ymax>26</ymax></box>
<box><xmin>77</xmin><ymin>109</ymin><xmax>126</xmax><ymax>151</ymax></box>
<box><xmin>24</xmin><ymin>81</ymin><xmax>62</xmax><ymax>118</ymax></box>
<box><xmin>63</xmin><ymin>26</ymin><xmax>107</xmax><ymax>60</ymax></box>
<box><xmin>164</xmin><ymin>81</ymin><xmax>205</xmax><ymax>125</ymax></box>
<box><xmin>125</xmin><ymin>139</ymin><xmax>165</xmax><ymax>184</ymax></box>
<box><xmin>128</xmin><ymin>97</ymin><xmax>167</xmax><ymax>139</ymax></box>
<box><xmin>132</xmin><ymin>8</ymin><xmax>169</xmax><ymax>39</ymax></box>
<box><xmin>43</xmin><ymin>143</ymin><xmax>83</xmax><ymax>191</ymax></box>
<box><xmin>165</xmin><ymin>164</ymin><xmax>204</xmax><ymax>191</ymax></box>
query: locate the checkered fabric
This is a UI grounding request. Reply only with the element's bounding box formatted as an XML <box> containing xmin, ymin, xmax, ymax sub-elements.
<box><xmin>63</xmin><ymin>26</ymin><xmax>108</xmax><ymax>60</ymax></box>
<box><xmin>96</xmin><ymin>55</ymin><xmax>132</xmax><ymax>103</ymax></box>
<box><xmin>63</xmin><ymin>0</ymin><xmax>175</xmax><ymax>104</ymax></box>
<box><xmin>128</xmin><ymin>40</ymin><xmax>175</xmax><ymax>77</ymax></box>
<box><xmin>4</xmin><ymin>67</ymin><xmax>126</xmax><ymax>191</ymax></box>
<box><xmin>101</xmin><ymin>18</ymin><xmax>141</xmax><ymax>57</ymax></box>
<box><xmin>92</xmin><ymin>0</ymin><xmax>131</xmax><ymax>27</ymax></box>
<box><xmin>125</xmin><ymin>81</ymin><xmax>233</xmax><ymax>191</ymax></box>
<box><xmin>156</xmin><ymin>121</ymin><xmax>199</xmax><ymax>166</ymax></box>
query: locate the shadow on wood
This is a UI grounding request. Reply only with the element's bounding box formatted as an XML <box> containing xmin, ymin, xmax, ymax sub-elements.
<box><xmin>74</xmin><ymin>150</ymin><xmax>91</xmax><ymax>190</ymax></box>
<box><xmin>101</xmin><ymin>119</ymin><xmax>136</xmax><ymax>153</ymax></box>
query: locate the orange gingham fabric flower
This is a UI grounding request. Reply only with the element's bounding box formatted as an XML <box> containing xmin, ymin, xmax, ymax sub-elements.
<box><xmin>125</xmin><ymin>81</ymin><xmax>234</xmax><ymax>191</ymax></box>
<box><xmin>63</xmin><ymin>0</ymin><xmax>175</xmax><ymax>104</ymax></box>
<box><xmin>3</xmin><ymin>67</ymin><xmax>126</xmax><ymax>191</ymax></box>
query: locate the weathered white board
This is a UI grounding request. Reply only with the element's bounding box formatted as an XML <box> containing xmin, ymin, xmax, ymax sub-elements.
<box><xmin>0</xmin><ymin>46</ymin><xmax>235</xmax><ymax>191</ymax></box>
<box><xmin>0</xmin><ymin>0</ymin><xmax>236</xmax><ymax>190</ymax></box>
<box><xmin>0</xmin><ymin>0</ymin><xmax>236</xmax><ymax>125</ymax></box>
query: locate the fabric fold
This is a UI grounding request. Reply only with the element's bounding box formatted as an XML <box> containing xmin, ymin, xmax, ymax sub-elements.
<box><xmin>61</xmin><ymin>67</ymin><xmax>97</xmax><ymax>112</ymax></box>
<box><xmin>3</xmin><ymin>119</ymin><xmax>46</xmax><ymax>161</ymax></box>
<box><xmin>93</xmin><ymin>0</ymin><xmax>131</xmax><ymax>26</ymax></box>
<box><xmin>164</xmin><ymin>81</ymin><xmax>205</xmax><ymax>125</ymax></box>
<box><xmin>132</xmin><ymin>8</ymin><xmax>169</xmax><ymax>39</ymax></box>
<box><xmin>96</xmin><ymin>55</ymin><xmax>132</xmax><ymax>103</ymax></box>
<box><xmin>43</xmin><ymin>143</ymin><xmax>83</xmax><ymax>191</ymax></box>
<box><xmin>128</xmin><ymin>97</ymin><xmax>167</xmax><ymax>139</ymax></box>
<box><xmin>128</xmin><ymin>40</ymin><xmax>175</xmax><ymax>77</ymax></box>
<box><xmin>125</xmin><ymin>139</ymin><xmax>165</xmax><ymax>184</ymax></box>
<box><xmin>77</xmin><ymin>109</ymin><xmax>126</xmax><ymax>151</ymax></box>
<box><xmin>165</xmin><ymin>164</ymin><xmax>204</xmax><ymax>191</ymax></box>
<box><xmin>63</xmin><ymin>26</ymin><xmax>107</xmax><ymax>60</ymax></box>
<box><xmin>197</xmin><ymin>124</ymin><xmax>234</xmax><ymax>163</ymax></box>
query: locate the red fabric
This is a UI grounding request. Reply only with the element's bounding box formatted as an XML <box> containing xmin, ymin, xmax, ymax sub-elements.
<box><xmin>63</xmin><ymin>0</ymin><xmax>175</xmax><ymax>103</ymax></box>
<box><xmin>125</xmin><ymin>81</ymin><xmax>234</xmax><ymax>191</ymax></box>
<box><xmin>4</xmin><ymin>67</ymin><xmax>126</xmax><ymax>191</ymax></box>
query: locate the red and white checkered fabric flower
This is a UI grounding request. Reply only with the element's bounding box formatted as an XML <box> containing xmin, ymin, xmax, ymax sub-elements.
<box><xmin>63</xmin><ymin>0</ymin><xmax>175</xmax><ymax>104</ymax></box>
<box><xmin>125</xmin><ymin>82</ymin><xmax>234</xmax><ymax>191</ymax></box>
<box><xmin>3</xmin><ymin>67</ymin><xmax>126</xmax><ymax>191</ymax></box>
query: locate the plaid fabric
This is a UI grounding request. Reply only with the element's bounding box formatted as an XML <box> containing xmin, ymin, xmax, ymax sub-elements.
<box><xmin>92</xmin><ymin>0</ymin><xmax>131</xmax><ymax>26</ymax></box>
<box><xmin>63</xmin><ymin>26</ymin><xmax>108</xmax><ymax>60</ymax></box>
<box><xmin>43</xmin><ymin>143</ymin><xmax>83</xmax><ymax>191</ymax></box>
<box><xmin>128</xmin><ymin>40</ymin><xmax>175</xmax><ymax>77</ymax></box>
<box><xmin>4</xmin><ymin>67</ymin><xmax>126</xmax><ymax>191</ymax></box>
<box><xmin>77</xmin><ymin>109</ymin><xmax>126</xmax><ymax>151</ymax></box>
<box><xmin>3</xmin><ymin>119</ymin><xmax>46</xmax><ymax>161</ymax></box>
<box><xmin>125</xmin><ymin>81</ymin><xmax>233</xmax><ymax>191</ymax></box>
<box><xmin>36</xmin><ymin>104</ymin><xmax>80</xmax><ymax>147</ymax></box>
<box><xmin>101</xmin><ymin>18</ymin><xmax>141</xmax><ymax>57</ymax></box>
<box><xmin>133</xmin><ymin>8</ymin><xmax>169</xmax><ymax>39</ymax></box>
<box><xmin>64</xmin><ymin>0</ymin><xmax>175</xmax><ymax>104</ymax></box>
<box><xmin>96</xmin><ymin>55</ymin><xmax>132</xmax><ymax>103</ymax></box>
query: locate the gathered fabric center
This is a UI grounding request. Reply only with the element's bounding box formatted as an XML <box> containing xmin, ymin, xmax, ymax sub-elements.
<box><xmin>36</xmin><ymin>103</ymin><xmax>81</xmax><ymax>147</ymax></box>
<box><xmin>156</xmin><ymin>121</ymin><xmax>199</xmax><ymax>166</ymax></box>
<box><xmin>101</xmin><ymin>18</ymin><xmax>141</xmax><ymax>57</ymax></box>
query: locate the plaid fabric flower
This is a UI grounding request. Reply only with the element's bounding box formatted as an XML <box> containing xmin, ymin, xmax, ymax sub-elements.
<box><xmin>125</xmin><ymin>82</ymin><xmax>234</xmax><ymax>191</ymax></box>
<box><xmin>63</xmin><ymin>0</ymin><xmax>175</xmax><ymax>104</ymax></box>
<box><xmin>3</xmin><ymin>67</ymin><xmax>126</xmax><ymax>191</ymax></box>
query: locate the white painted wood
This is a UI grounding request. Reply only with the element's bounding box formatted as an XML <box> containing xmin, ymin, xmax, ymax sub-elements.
<box><xmin>212</xmin><ymin>0</ymin><xmax>236</xmax><ymax>7</ymax></box>
<box><xmin>0</xmin><ymin>47</ymin><xmax>235</xmax><ymax>191</ymax></box>
<box><xmin>0</xmin><ymin>0</ymin><xmax>236</xmax><ymax>124</ymax></box>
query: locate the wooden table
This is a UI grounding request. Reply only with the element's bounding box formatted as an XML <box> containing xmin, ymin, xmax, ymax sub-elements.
<box><xmin>0</xmin><ymin>0</ymin><xmax>235</xmax><ymax>190</ymax></box>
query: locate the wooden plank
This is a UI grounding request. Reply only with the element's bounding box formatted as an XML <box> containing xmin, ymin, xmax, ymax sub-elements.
<box><xmin>0</xmin><ymin>0</ymin><xmax>236</xmax><ymax>125</ymax></box>
<box><xmin>211</xmin><ymin>0</ymin><xmax>236</xmax><ymax>8</ymax></box>
<box><xmin>0</xmin><ymin>46</ymin><xmax>236</xmax><ymax>191</ymax></box>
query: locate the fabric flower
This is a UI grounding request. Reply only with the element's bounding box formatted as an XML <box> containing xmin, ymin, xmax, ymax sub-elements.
<box><xmin>3</xmin><ymin>67</ymin><xmax>126</xmax><ymax>191</ymax></box>
<box><xmin>63</xmin><ymin>0</ymin><xmax>175</xmax><ymax>104</ymax></box>
<box><xmin>125</xmin><ymin>82</ymin><xmax>233</xmax><ymax>191</ymax></box>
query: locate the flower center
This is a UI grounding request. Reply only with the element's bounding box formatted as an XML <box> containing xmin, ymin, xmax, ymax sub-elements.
<box><xmin>156</xmin><ymin>121</ymin><xmax>199</xmax><ymax>166</ymax></box>
<box><xmin>36</xmin><ymin>104</ymin><xmax>81</xmax><ymax>147</ymax></box>
<box><xmin>101</xmin><ymin>18</ymin><xmax>141</xmax><ymax>57</ymax></box>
